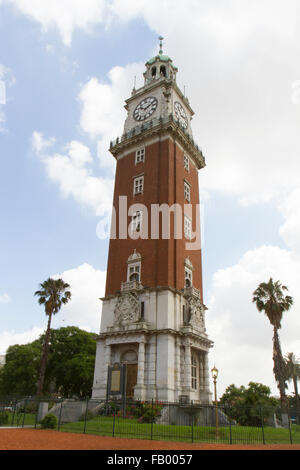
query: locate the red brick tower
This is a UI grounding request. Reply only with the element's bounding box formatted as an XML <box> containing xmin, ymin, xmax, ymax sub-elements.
<box><xmin>92</xmin><ymin>39</ymin><xmax>213</xmax><ymax>403</ymax></box>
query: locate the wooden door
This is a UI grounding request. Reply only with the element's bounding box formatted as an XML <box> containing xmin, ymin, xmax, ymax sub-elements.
<box><xmin>126</xmin><ymin>364</ymin><xmax>137</xmax><ymax>398</ymax></box>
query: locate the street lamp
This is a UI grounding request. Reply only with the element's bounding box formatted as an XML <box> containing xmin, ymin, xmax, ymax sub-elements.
<box><xmin>211</xmin><ymin>365</ymin><xmax>219</xmax><ymax>440</ymax></box>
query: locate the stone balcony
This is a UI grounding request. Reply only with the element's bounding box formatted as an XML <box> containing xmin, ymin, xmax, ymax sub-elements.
<box><xmin>183</xmin><ymin>286</ymin><xmax>201</xmax><ymax>299</ymax></box>
<box><xmin>121</xmin><ymin>280</ymin><xmax>144</xmax><ymax>292</ymax></box>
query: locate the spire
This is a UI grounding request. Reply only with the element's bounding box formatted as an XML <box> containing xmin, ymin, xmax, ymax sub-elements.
<box><xmin>159</xmin><ymin>36</ymin><xmax>164</xmax><ymax>55</ymax></box>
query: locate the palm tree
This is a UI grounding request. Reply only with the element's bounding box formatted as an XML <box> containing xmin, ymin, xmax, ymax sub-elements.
<box><xmin>35</xmin><ymin>278</ymin><xmax>71</xmax><ymax>396</ymax></box>
<box><xmin>285</xmin><ymin>352</ymin><xmax>300</xmax><ymax>411</ymax></box>
<box><xmin>252</xmin><ymin>278</ymin><xmax>293</xmax><ymax>411</ymax></box>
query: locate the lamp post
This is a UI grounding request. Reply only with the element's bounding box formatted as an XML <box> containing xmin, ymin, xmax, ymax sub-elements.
<box><xmin>211</xmin><ymin>365</ymin><xmax>219</xmax><ymax>440</ymax></box>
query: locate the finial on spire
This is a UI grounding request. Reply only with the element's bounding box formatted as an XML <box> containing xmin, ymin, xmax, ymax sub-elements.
<box><xmin>159</xmin><ymin>36</ymin><xmax>164</xmax><ymax>54</ymax></box>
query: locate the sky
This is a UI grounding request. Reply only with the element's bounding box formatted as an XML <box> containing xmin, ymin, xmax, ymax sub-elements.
<box><xmin>0</xmin><ymin>0</ymin><xmax>300</xmax><ymax>398</ymax></box>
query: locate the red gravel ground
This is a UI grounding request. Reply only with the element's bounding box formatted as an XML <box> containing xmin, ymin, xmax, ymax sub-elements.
<box><xmin>0</xmin><ymin>429</ymin><xmax>299</xmax><ymax>451</ymax></box>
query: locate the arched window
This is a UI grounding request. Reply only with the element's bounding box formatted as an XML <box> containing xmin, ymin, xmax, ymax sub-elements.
<box><xmin>184</xmin><ymin>258</ymin><xmax>193</xmax><ymax>288</ymax></box>
<box><xmin>127</xmin><ymin>250</ymin><xmax>142</xmax><ymax>283</ymax></box>
<box><xmin>128</xmin><ymin>264</ymin><xmax>140</xmax><ymax>282</ymax></box>
<box><xmin>185</xmin><ymin>268</ymin><xmax>192</xmax><ymax>287</ymax></box>
<box><xmin>151</xmin><ymin>67</ymin><xmax>156</xmax><ymax>78</ymax></box>
<box><xmin>160</xmin><ymin>65</ymin><xmax>166</xmax><ymax>77</ymax></box>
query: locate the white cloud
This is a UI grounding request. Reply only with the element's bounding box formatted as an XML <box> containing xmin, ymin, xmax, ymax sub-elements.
<box><xmin>0</xmin><ymin>63</ymin><xmax>15</xmax><ymax>131</ymax></box>
<box><xmin>51</xmin><ymin>263</ymin><xmax>106</xmax><ymax>332</ymax></box>
<box><xmin>0</xmin><ymin>63</ymin><xmax>15</xmax><ymax>88</ymax></box>
<box><xmin>0</xmin><ymin>262</ymin><xmax>106</xmax><ymax>354</ymax></box>
<box><xmin>33</xmin><ymin>133</ymin><xmax>114</xmax><ymax>217</ymax></box>
<box><xmin>0</xmin><ymin>111</ymin><xmax>6</xmax><ymax>132</ymax></box>
<box><xmin>31</xmin><ymin>131</ymin><xmax>56</xmax><ymax>154</ymax></box>
<box><xmin>6</xmin><ymin>0</ymin><xmax>109</xmax><ymax>46</ymax></box>
<box><xmin>206</xmin><ymin>187</ymin><xmax>300</xmax><ymax>397</ymax></box>
<box><xmin>78</xmin><ymin>62</ymin><xmax>144</xmax><ymax>169</ymax></box>
<box><xmin>206</xmin><ymin>244</ymin><xmax>300</xmax><ymax>396</ymax></box>
<box><xmin>0</xmin><ymin>327</ymin><xmax>44</xmax><ymax>355</ymax></box>
<box><xmin>278</xmin><ymin>188</ymin><xmax>300</xmax><ymax>255</ymax></box>
<box><xmin>6</xmin><ymin>0</ymin><xmax>300</xmax><ymax>49</ymax></box>
<box><xmin>6</xmin><ymin>0</ymin><xmax>300</xmax><ymax>204</ymax></box>
<box><xmin>0</xmin><ymin>293</ymin><xmax>11</xmax><ymax>304</ymax></box>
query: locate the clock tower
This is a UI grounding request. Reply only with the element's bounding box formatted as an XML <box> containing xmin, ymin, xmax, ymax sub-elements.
<box><xmin>92</xmin><ymin>39</ymin><xmax>213</xmax><ymax>403</ymax></box>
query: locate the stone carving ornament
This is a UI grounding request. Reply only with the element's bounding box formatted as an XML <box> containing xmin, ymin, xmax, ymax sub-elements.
<box><xmin>187</xmin><ymin>297</ymin><xmax>205</xmax><ymax>329</ymax></box>
<box><xmin>114</xmin><ymin>292</ymin><xmax>140</xmax><ymax>326</ymax></box>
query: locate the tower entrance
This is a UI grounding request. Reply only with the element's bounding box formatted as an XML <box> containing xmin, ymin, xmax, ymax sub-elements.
<box><xmin>121</xmin><ymin>349</ymin><xmax>138</xmax><ymax>399</ymax></box>
<box><xmin>126</xmin><ymin>364</ymin><xmax>138</xmax><ymax>398</ymax></box>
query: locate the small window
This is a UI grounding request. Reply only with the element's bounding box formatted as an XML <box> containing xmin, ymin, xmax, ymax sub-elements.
<box><xmin>184</xmin><ymin>181</ymin><xmax>191</xmax><ymax>202</ymax></box>
<box><xmin>151</xmin><ymin>67</ymin><xmax>156</xmax><ymax>78</ymax></box>
<box><xmin>134</xmin><ymin>176</ymin><xmax>144</xmax><ymax>195</ymax></box>
<box><xmin>135</xmin><ymin>147</ymin><xmax>145</xmax><ymax>164</ymax></box>
<box><xmin>131</xmin><ymin>211</ymin><xmax>142</xmax><ymax>233</ymax></box>
<box><xmin>185</xmin><ymin>267</ymin><xmax>192</xmax><ymax>288</ymax></box>
<box><xmin>184</xmin><ymin>215</ymin><xmax>192</xmax><ymax>240</ymax></box>
<box><xmin>128</xmin><ymin>263</ymin><xmax>141</xmax><ymax>282</ymax></box>
<box><xmin>183</xmin><ymin>154</ymin><xmax>189</xmax><ymax>171</ymax></box>
<box><xmin>140</xmin><ymin>301</ymin><xmax>145</xmax><ymax>320</ymax></box>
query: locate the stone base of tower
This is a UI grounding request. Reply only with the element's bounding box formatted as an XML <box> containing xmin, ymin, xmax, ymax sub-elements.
<box><xmin>92</xmin><ymin>287</ymin><xmax>213</xmax><ymax>404</ymax></box>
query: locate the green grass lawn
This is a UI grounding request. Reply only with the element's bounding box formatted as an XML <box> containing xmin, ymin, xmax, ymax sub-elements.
<box><xmin>0</xmin><ymin>411</ymin><xmax>37</xmax><ymax>427</ymax></box>
<box><xmin>2</xmin><ymin>410</ymin><xmax>299</xmax><ymax>445</ymax></box>
<box><xmin>58</xmin><ymin>415</ymin><xmax>300</xmax><ymax>445</ymax></box>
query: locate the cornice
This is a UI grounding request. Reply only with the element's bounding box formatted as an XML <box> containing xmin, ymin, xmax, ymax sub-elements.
<box><xmin>100</xmin><ymin>284</ymin><xmax>198</xmax><ymax>302</ymax></box>
<box><xmin>109</xmin><ymin>115</ymin><xmax>205</xmax><ymax>170</ymax></box>
<box><xmin>96</xmin><ymin>327</ymin><xmax>213</xmax><ymax>349</ymax></box>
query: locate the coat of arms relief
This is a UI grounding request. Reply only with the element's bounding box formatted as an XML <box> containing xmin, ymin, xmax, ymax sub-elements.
<box><xmin>114</xmin><ymin>292</ymin><xmax>140</xmax><ymax>326</ymax></box>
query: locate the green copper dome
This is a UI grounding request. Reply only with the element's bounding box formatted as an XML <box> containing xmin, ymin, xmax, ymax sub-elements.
<box><xmin>146</xmin><ymin>36</ymin><xmax>178</xmax><ymax>71</ymax></box>
<box><xmin>146</xmin><ymin>54</ymin><xmax>172</xmax><ymax>65</ymax></box>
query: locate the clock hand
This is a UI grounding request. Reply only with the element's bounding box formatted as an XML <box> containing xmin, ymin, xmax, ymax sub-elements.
<box><xmin>143</xmin><ymin>101</ymin><xmax>153</xmax><ymax>110</ymax></box>
<box><xmin>140</xmin><ymin>102</ymin><xmax>154</xmax><ymax>116</ymax></box>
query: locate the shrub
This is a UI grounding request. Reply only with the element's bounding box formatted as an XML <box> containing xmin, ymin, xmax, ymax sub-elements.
<box><xmin>40</xmin><ymin>413</ymin><xmax>58</xmax><ymax>429</ymax></box>
<box><xmin>134</xmin><ymin>402</ymin><xmax>163</xmax><ymax>423</ymax></box>
<box><xmin>0</xmin><ymin>412</ymin><xmax>9</xmax><ymax>425</ymax></box>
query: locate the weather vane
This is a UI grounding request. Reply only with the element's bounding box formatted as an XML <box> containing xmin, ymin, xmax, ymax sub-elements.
<box><xmin>159</xmin><ymin>36</ymin><xmax>164</xmax><ymax>54</ymax></box>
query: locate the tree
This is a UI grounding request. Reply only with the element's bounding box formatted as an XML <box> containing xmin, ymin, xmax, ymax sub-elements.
<box><xmin>0</xmin><ymin>327</ymin><xmax>96</xmax><ymax>398</ymax></box>
<box><xmin>0</xmin><ymin>342</ymin><xmax>41</xmax><ymax>396</ymax></box>
<box><xmin>220</xmin><ymin>382</ymin><xmax>278</xmax><ymax>426</ymax></box>
<box><xmin>252</xmin><ymin>278</ymin><xmax>293</xmax><ymax>410</ymax></box>
<box><xmin>46</xmin><ymin>326</ymin><xmax>96</xmax><ymax>398</ymax></box>
<box><xmin>34</xmin><ymin>278</ymin><xmax>71</xmax><ymax>396</ymax></box>
<box><xmin>285</xmin><ymin>352</ymin><xmax>300</xmax><ymax>410</ymax></box>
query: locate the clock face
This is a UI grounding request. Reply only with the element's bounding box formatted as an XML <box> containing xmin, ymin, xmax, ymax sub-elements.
<box><xmin>133</xmin><ymin>96</ymin><xmax>158</xmax><ymax>122</ymax></box>
<box><xmin>174</xmin><ymin>101</ymin><xmax>188</xmax><ymax>129</ymax></box>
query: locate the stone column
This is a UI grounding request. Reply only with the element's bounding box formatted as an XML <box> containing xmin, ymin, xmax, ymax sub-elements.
<box><xmin>201</xmin><ymin>351</ymin><xmax>212</xmax><ymax>403</ymax></box>
<box><xmin>183</xmin><ymin>340</ymin><xmax>192</xmax><ymax>395</ymax></box>
<box><xmin>199</xmin><ymin>353</ymin><xmax>204</xmax><ymax>392</ymax></box>
<box><xmin>137</xmin><ymin>341</ymin><xmax>145</xmax><ymax>385</ymax></box>
<box><xmin>175</xmin><ymin>337</ymin><xmax>181</xmax><ymax>397</ymax></box>
<box><xmin>147</xmin><ymin>337</ymin><xmax>157</xmax><ymax>400</ymax></box>
<box><xmin>135</xmin><ymin>339</ymin><xmax>146</xmax><ymax>400</ymax></box>
<box><xmin>104</xmin><ymin>342</ymin><xmax>112</xmax><ymax>397</ymax></box>
<box><xmin>105</xmin><ymin>342</ymin><xmax>111</xmax><ymax>369</ymax></box>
